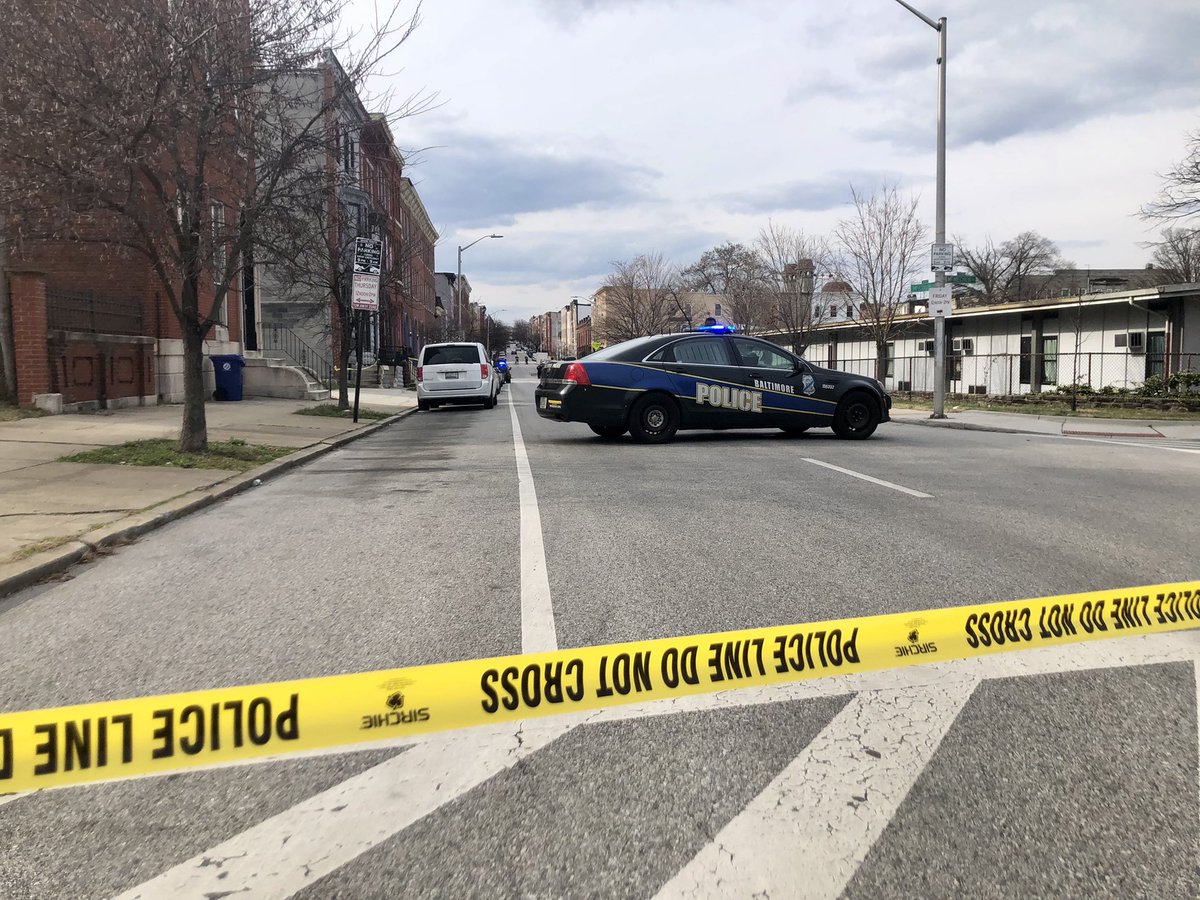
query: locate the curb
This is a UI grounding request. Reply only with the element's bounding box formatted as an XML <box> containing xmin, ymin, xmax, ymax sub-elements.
<box><xmin>0</xmin><ymin>407</ymin><xmax>418</xmax><ymax>600</ymax></box>
<box><xmin>892</xmin><ymin>418</ymin><xmax>1031</xmax><ymax>436</ymax></box>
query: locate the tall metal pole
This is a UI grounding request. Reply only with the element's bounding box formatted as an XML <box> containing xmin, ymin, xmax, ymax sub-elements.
<box><xmin>893</xmin><ymin>1</ymin><xmax>948</xmax><ymax>418</ymax></box>
<box><xmin>454</xmin><ymin>234</ymin><xmax>503</xmax><ymax>341</ymax></box>
<box><xmin>931</xmin><ymin>15</ymin><xmax>948</xmax><ymax>418</ymax></box>
<box><xmin>455</xmin><ymin>246</ymin><xmax>463</xmax><ymax>339</ymax></box>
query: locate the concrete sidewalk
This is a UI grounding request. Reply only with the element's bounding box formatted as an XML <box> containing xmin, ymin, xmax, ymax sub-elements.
<box><xmin>889</xmin><ymin>406</ymin><xmax>1200</xmax><ymax>441</ymax></box>
<box><xmin>0</xmin><ymin>392</ymin><xmax>416</xmax><ymax>596</ymax></box>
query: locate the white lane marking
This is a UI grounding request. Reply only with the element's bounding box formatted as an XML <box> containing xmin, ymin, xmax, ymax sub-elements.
<box><xmin>104</xmin><ymin>631</ymin><xmax>1200</xmax><ymax>897</ymax></box>
<box><xmin>1056</xmin><ymin>435</ymin><xmax>1200</xmax><ymax>455</ymax></box>
<box><xmin>508</xmin><ymin>389</ymin><xmax>558</xmax><ymax>654</ymax></box>
<box><xmin>654</xmin><ymin>680</ymin><xmax>977</xmax><ymax>900</ymax></box>
<box><xmin>112</xmin><ymin>719</ymin><xmax>573</xmax><ymax>900</ymax></box>
<box><xmin>801</xmin><ymin>457</ymin><xmax>933</xmax><ymax>498</ymax></box>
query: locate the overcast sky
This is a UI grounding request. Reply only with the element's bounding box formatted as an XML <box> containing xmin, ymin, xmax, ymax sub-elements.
<box><xmin>354</xmin><ymin>0</ymin><xmax>1200</xmax><ymax>324</ymax></box>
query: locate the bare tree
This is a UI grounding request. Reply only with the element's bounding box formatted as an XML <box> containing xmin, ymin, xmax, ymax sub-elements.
<box><xmin>511</xmin><ymin>318</ymin><xmax>534</xmax><ymax>349</ymax></box>
<box><xmin>955</xmin><ymin>231</ymin><xmax>1070</xmax><ymax>304</ymax></box>
<box><xmin>0</xmin><ymin>0</ymin><xmax>420</xmax><ymax>449</ymax></box>
<box><xmin>1149</xmin><ymin>227</ymin><xmax>1200</xmax><ymax>283</ymax></box>
<box><xmin>1142</xmin><ymin>129</ymin><xmax>1200</xmax><ymax>223</ymax></box>
<box><xmin>599</xmin><ymin>253</ymin><xmax>679</xmax><ymax>343</ymax></box>
<box><xmin>680</xmin><ymin>242</ymin><xmax>773</xmax><ymax>334</ymax></box>
<box><xmin>835</xmin><ymin>185</ymin><xmax>927</xmax><ymax>381</ymax></box>
<box><xmin>756</xmin><ymin>221</ymin><xmax>835</xmax><ymax>354</ymax></box>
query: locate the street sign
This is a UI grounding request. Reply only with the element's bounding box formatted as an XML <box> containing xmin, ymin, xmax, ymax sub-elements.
<box><xmin>351</xmin><ymin>272</ymin><xmax>379</xmax><ymax>312</ymax></box>
<box><xmin>928</xmin><ymin>285</ymin><xmax>952</xmax><ymax>318</ymax></box>
<box><xmin>353</xmin><ymin>237</ymin><xmax>383</xmax><ymax>276</ymax></box>
<box><xmin>930</xmin><ymin>242</ymin><xmax>954</xmax><ymax>272</ymax></box>
<box><xmin>591</xmin><ymin>340</ymin><xmax>602</xmax><ymax>351</ymax></box>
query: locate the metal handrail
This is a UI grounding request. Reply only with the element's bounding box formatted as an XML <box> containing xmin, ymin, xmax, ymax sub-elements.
<box><xmin>260</xmin><ymin>324</ymin><xmax>334</xmax><ymax>389</ymax></box>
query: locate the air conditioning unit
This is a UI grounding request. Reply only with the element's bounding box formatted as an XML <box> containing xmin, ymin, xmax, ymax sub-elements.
<box><xmin>897</xmin><ymin>380</ymin><xmax>912</xmax><ymax>391</ymax></box>
<box><xmin>952</xmin><ymin>338</ymin><xmax>962</xmax><ymax>351</ymax></box>
<box><xmin>968</xmin><ymin>385</ymin><xmax>987</xmax><ymax>395</ymax></box>
<box><xmin>1128</xmin><ymin>332</ymin><xmax>1145</xmax><ymax>354</ymax></box>
<box><xmin>961</xmin><ymin>338</ymin><xmax>974</xmax><ymax>354</ymax></box>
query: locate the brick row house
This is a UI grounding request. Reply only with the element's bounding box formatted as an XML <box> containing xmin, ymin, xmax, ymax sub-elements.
<box><xmin>253</xmin><ymin>55</ymin><xmax>438</xmax><ymax>387</ymax></box>
<box><xmin>3</xmin><ymin>189</ymin><xmax>245</xmax><ymax>412</ymax></box>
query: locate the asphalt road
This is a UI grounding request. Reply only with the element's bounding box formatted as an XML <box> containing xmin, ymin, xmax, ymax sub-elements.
<box><xmin>2</xmin><ymin>364</ymin><xmax>1199</xmax><ymax>899</ymax></box>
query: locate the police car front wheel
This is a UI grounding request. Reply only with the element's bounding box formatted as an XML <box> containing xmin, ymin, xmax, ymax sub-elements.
<box><xmin>832</xmin><ymin>392</ymin><xmax>880</xmax><ymax>440</ymax></box>
<box><xmin>628</xmin><ymin>394</ymin><xmax>679</xmax><ymax>444</ymax></box>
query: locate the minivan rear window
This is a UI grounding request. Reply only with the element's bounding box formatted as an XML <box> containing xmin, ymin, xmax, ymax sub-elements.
<box><xmin>422</xmin><ymin>345</ymin><xmax>479</xmax><ymax>365</ymax></box>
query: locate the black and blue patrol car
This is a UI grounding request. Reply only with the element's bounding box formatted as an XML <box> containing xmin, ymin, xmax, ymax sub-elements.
<box><xmin>534</xmin><ymin>326</ymin><xmax>891</xmax><ymax>443</ymax></box>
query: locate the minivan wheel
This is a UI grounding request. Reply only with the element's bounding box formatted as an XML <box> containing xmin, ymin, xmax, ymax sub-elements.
<box><xmin>483</xmin><ymin>393</ymin><xmax>495</xmax><ymax>410</ymax></box>
<box><xmin>418</xmin><ymin>398</ymin><xmax>430</xmax><ymax>412</ymax></box>
<box><xmin>628</xmin><ymin>394</ymin><xmax>679</xmax><ymax>444</ymax></box>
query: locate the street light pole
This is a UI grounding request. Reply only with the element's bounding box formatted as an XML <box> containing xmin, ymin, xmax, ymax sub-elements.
<box><xmin>894</xmin><ymin>0</ymin><xmax>948</xmax><ymax>419</ymax></box>
<box><xmin>455</xmin><ymin>233</ymin><xmax>503</xmax><ymax>339</ymax></box>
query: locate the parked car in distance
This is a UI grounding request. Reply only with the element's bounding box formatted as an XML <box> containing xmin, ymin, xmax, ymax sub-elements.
<box><xmin>416</xmin><ymin>342</ymin><xmax>501</xmax><ymax>411</ymax></box>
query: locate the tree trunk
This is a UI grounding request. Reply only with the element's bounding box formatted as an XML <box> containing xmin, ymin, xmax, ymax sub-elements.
<box><xmin>179</xmin><ymin>275</ymin><xmax>209</xmax><ymax>452</ymax></box>
<box><xmin>875</xmin><ymin>340</ymin><xmax>889</xmax><ymax>382</ymax></box>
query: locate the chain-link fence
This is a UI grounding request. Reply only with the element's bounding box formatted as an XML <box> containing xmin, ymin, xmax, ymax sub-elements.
<box><xmin>831</xmin><ymin>352</ymin><xmax>1200</xmax><ymax>397</ymax></box>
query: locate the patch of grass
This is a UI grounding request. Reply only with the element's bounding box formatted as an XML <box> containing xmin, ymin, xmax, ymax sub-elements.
<box><xmin>891</xmin><ymin>398</ymin><xmax>1200</xmax><ymax>421</ymax></box>
<box><xmin>294</xmin><ymin>404</ymin><xmax>391</xmax><ymax>421</ymax></box>
<box><xmin>61</xmin><ymin>439</ymin><xmax>292</xmax><ymax>472</ymax></box>
<box><xmin>0</xmin><ymin>403</ymin><xmax>46</xmax><ymax>422</ymax></box>
<box><xmin>12</xmin><ymin>534</ymin><xmax>76</xmax><ymax>561</ymax></box>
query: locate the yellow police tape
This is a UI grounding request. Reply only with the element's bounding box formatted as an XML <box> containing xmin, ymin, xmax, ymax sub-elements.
<box><xmin>2</xmin><ymin>581</ymin><xmax>1198</xmax><ymax>793</ymax></box>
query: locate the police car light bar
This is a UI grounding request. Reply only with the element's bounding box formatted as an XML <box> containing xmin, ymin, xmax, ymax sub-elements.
<box><xmin>696</xmin><ymin>324</ymin><xmax>736</xmax><ymax>334</ymax></box>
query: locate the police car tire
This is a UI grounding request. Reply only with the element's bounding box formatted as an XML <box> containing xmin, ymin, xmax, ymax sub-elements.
<box><xmin>628</xmin><ymin>394</ymin><xmax>679</xmax><ymax>444</ymax></box>
<box><xmin>833</xmin><ymin>392</ymin><xmax>879</xmax><ymax>440</ymax></box>
<box><xmin>589</xmin><ymin>424</ymin><xmax>626</xmax><ymax>439</ymax></box>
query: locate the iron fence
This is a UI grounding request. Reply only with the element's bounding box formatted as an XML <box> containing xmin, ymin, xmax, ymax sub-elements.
<box><xmin>46</xmin><ymin>289</ymin><xmax>144</xmax><ymax>336</ymax></box>
<box><xmin>825</xmin><ymin>351</ymin><xmax>1200</xmax><ymax>397</ymax></box>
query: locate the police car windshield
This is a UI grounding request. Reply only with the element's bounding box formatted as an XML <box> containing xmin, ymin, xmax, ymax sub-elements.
<box><xmin>584</xmin><ymin>336</ymin><xmax>663</xmax><ymax>361</ymax></box>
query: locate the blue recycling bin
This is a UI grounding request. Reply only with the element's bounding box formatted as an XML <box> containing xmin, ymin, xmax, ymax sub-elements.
<box><xmin>210</xmin><ymin>354</ymin><xmax>246</xmax><ymax>401</ymax></box>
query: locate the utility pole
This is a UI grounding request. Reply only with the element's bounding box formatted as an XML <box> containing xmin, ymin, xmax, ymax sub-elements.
<box><xmin>894</xmin><ymin>0</ymin><xmax>948</xmax><ymax>418</ymax></box>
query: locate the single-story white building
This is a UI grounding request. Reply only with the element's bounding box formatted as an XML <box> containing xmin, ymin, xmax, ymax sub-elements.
<box><xmin>790</xmin><ymin>284</ymin><xmax>1200</xmax><ymax>395</ymax></box>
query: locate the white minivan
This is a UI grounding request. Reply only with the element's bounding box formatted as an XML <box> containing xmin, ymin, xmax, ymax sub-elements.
<box><xmin>416</xmin><ymin>342</ymin><xmax>502</xmax><ymax>411</ymax></box>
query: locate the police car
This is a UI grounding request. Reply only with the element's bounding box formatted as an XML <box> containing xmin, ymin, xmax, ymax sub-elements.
<box><xmin>534</xmin><ymin>326</ymin><xmax>891</xmax><ymax>443</ymax></box>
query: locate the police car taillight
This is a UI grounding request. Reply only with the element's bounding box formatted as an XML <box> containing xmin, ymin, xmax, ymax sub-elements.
<box><xmin>563</xmin><ymin>362</ymin><xmax>590</xmax><ymax>386</ymax></box>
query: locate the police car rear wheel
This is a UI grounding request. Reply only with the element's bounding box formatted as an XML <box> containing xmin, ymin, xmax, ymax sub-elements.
<box><xmin>589</xmin><ymin>424</ymin><xmax>626</xmax><ymax>439</ymax></box>
<box><xmin>833</xmin><ymin>392</ymin><xmax>879</xmax><ymax>440</ymax></box>
<box><xmin>628</xmin><ymin>394</ymin><xmax>679</xmax><ymax>444</ymax></box>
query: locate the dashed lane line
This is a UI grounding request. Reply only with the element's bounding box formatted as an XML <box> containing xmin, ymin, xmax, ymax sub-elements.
<box><xmin>801</xmin><ymin>457</ymin><xmax>934</xmax><ymax>498</ymax></box>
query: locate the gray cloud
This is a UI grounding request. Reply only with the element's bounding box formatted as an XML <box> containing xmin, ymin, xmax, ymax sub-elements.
<box><xmin>852</xmin><ymin>1</ymin><xmax>1200</xmax><ymax>149</ymax></box>
<box><xmin>403</xmin><ymin>130</ymin><xmax>660</xmax><ymax>230</ymax></box>
<box><xmin>721</xmin><ymin>170</ymin><xmax>910</xmax><ymax>215</ymax></box>
<box><xmin>461</xmin><ymin>225</ymin><xmax>729</xmax><ymax>288</ymax></box>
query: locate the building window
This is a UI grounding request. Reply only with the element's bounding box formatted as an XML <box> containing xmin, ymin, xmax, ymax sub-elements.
<box><xmin>1041</xmin><ymin>336</ymin><xmax>1058</xmax><ymax>385</ymax></box>
<box><xmin>1020</xmin><ymin>336</ymin><xmax>1032</xmax><ymax>384</ymax></box>
<box><xmin>886</xmin><ymin>341</ymin><xmax>895</xmax><ymax>378</ymax></box>
<box><xmin>714</xmin><ymin>302</ymin><xmax>722</xmax><ymax>316</ymax></box>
